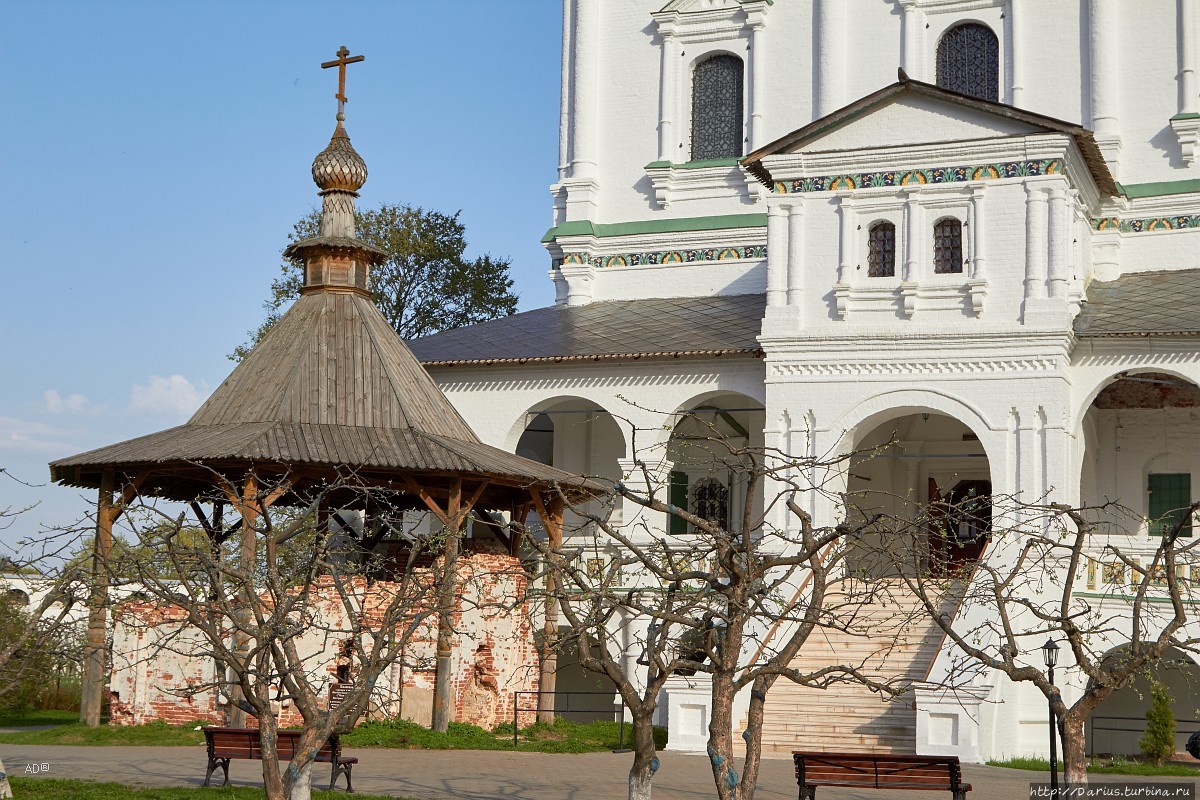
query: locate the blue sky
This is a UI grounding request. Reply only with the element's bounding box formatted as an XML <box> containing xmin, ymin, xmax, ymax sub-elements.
<box><xmin>0</xmin><ymin>1</ymin><xmax>564</xmax><ymax>547</ymax></box>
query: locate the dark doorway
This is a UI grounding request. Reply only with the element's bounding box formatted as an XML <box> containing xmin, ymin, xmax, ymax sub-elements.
<box><xmin>929</xmin><ymin>479</ymin><xmax>991</xmax><ymax>575</ymax></box>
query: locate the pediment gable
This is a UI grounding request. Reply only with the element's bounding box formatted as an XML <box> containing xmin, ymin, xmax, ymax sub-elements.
<box><xmin>743</xmin><ymin>77</ymin><xmax>1117</xmax><ymax>197</ymax></box>
<box><xmin>797</xmin><ymin>94</ymin><xmax>1047</xmax><ymax>153</ymax></box>
<box><xmin>657</xmin><ymin>0</ymin><xmax>762</xmax><ymax>13</ymax></box>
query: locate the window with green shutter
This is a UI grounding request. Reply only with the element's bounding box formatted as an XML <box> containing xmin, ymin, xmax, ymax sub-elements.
<box><xmin>669</xmin><ymin>471</ymin><xmax>689</xmax><ymax>535</ymax></box>
<box><xmin>1148</xmin><ymin>473</ymin><xmax>1193</xmax><ymax>537</ymax></box>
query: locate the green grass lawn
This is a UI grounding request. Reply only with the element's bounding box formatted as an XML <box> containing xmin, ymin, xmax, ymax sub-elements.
<box><xmin>0</xmin><ymin>719</ymin><xmax>206</xmax><ymax>746</ymax></box>
<box><xmin>0</xmin><ymin>715</ymin><xmax>666</xmax><ymax>753</ymax></box>
<box><xmin>9</xmin><ymin>777</ymin><xmax>417</xmax><ymax>800</ymax></box>
<box><xmin>0</xmin><ymin>708</ymin><xmax>79</xmax><ymax>728</ymax></box>
<box><xmin>989</xmin><ymin>755</ymin><xmax>1200</xmax><ymax>777</ymax></box>
<box><xmin>343</xmin><ymin>717</ymin><xmax>666</xmax><ymax>753</ymax></box>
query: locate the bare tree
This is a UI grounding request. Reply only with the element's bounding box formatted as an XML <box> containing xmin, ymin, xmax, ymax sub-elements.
<box><xmin>526</xmin><ymin>420</ymin><xmax>909</xmax><ymax>800</ymax></box>
<box><xmin>110</xmin><ymin>471</ymin><xmax>481</xmax><ymax>800</ymax></box>
<box><xmin>0</xmin><ymin>468</ymin><xmax>86</xmax><ymax>799</ymax></box>
<box><xmin>866</xmin><ymin>493</ymin><xmax>1200</xmax><ymax>785</ymax></box>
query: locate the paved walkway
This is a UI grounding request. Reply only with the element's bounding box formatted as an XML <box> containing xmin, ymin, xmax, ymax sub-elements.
<box><xmin>1</xmin><ymin>743</ymin><xmax>1194</xmax><ymax>799</ymax></box>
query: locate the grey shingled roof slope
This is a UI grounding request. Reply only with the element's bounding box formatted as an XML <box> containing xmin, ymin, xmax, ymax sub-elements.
<box><xmin>408</xmin><ymin>294</ymin><xmax>767</xmax><ymax>365</ymax></box>
<box><xmin>1075</xmin><ymin>269</ymin><xmax>1200</xmax><ymax>337</ymax></box>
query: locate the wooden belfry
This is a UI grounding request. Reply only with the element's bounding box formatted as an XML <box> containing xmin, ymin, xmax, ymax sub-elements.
<box><xmin>51</xmin><ymin>46</ymin><xmax>596</xmax><ymax>730</ymax></box>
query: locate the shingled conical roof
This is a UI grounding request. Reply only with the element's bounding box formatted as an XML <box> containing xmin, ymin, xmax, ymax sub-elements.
<box><xmin>51</xmin><ymin>101</ymin><xmax>598</xmax><ymax>508</ymax></box>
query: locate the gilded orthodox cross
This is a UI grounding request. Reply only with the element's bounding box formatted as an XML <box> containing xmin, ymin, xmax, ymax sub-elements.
<box><xmin>321</xmin><ymin>45</ymin><xmax>365</xmax><ymax>117</ymax></box>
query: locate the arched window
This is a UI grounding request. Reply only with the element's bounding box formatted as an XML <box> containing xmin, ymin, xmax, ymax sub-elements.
<box><xmin>936</xmin><ymin>23</ymin><xmax>999</xmax><ymax>102</ymax></box>
<box><xmin>692</xmin><ymin>479</ymin><xmax>730</xmax><ymax>530</ymax></box>
<box><xmin>691</xmin><ymin>54</ymin><xmax>744</xmax><ymax>161</ymax></box>
<box><xmin>867</xmin><ymin>221</ymin><xmax>896</xmax><ymax>278</ymax></box>
<box><xmin>933</xmin><ymin>218</ymin><xmax>964</xmax><ymax>274</ymax></box>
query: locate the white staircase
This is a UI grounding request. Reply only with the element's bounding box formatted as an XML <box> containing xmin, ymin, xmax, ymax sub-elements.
<box><xmin>755</xmin><ymin>579</ymin><xmax>958</xmax><ymax>757</ymax></box>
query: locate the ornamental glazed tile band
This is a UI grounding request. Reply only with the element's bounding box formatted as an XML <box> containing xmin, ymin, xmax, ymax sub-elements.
<box><xmin>557</xmin><ymin>244</ymin><xmax>767</xmax><ymax>269</ymax></box>
<box><xmin>770</xmin><ymin>157</ymin><xmax>1064</xmax><ymax>193</ymax></box>
<box><xmin>1091</xmin><ymin>214</ymin><xmax>1200</xmax><ymax>232</ymax></box>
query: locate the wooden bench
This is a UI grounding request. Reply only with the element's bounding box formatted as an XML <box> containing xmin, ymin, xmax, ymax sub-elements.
<box><xmin>792</xmin><ymin>752</ymin><xmax>971</xmax><ymax>800</ymax></box>
<box><xmin>202</xmin><ymin>726</ymin><xmax>357</xmax><ymax>792</ymax></box>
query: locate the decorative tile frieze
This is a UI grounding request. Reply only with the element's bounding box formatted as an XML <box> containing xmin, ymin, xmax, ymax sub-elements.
<box><xmin>771</xmin><ymin>158</ymin><xmax>1064</xmax><ymax>194</ymax></box>
<box><xmin>1091</xmin><ymin>214</ymin><xmax>1200</xmax><ymax>233</ymax></box>
<box><xmin>768</xmin><ymin>357</ymin><xmax>1060</xmax><ymax>377</ymax></box>
<box><xmin>555</xmin><ymin>244</ymin><xmax>767</xmax><ymax>270</ymax></box>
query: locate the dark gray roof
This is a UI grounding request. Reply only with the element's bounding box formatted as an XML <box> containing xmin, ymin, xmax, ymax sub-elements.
<box><xmin>1075</xmin><ymin>269</ymin><xmax>1200</xmax><ymax>337</ymax></box>
<box><xmin>408</xmin><ymin>294</ymin><xmax>768</xmax><ymax>366</ymax></box>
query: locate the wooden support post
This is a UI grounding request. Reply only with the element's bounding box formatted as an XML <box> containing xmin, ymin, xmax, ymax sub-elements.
<box><xmin>81</xmin><ymin>470</ymin><xmax>116</xmax><ymax>727</ymax></box>
<box><xmin>432</xmin><ymin>478</ymin><xmax>463</xmax><ymax>733</ymax></box>
<box><xmin>228</xmin><ymin>473</ymin><xmax>259</xmax><ymax>729</ymax></box>
<box><xmin>531</xmin><ymin>492</ymin><xmax>564</xmax><ymax>725</ymax></box>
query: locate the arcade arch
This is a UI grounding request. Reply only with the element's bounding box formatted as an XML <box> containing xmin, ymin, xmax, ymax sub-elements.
<box><xmin>1087</xmin><ymin>646</ymin><xmax>1200</xmax><ymax>756</ymax></box>
<box><xmin>844</xmin><ymin>411</ymin><xmax>992</xmax><ymax>579</ymax></box>
<box><xmin>1077</xmin><ymin>372</ymin><xmax>1200</xmax><ymax>538</ymax></box>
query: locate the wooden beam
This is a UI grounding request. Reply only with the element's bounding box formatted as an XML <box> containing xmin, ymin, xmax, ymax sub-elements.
<box><xmin>530</xmin><ymin>491</ymin><xmax>565</xmax><ymax>725</ymax></box>
<box><xmin>81</xmin><ymin>470</ymin><xmax>116</xmax><ymax>727</ymax></box>
<box><xmin>108</xmin><ymin>471</ymin><xmax>148</xmax><ymax>524</ymax></box>
<box><xmin>229</xmin><ymin>472</ymin><xmax>259</xmax><ymax>729</ymax></box>
<box><xmin>432</xmin><ymin>477</ymin><xmax>464</xmax><ymax>733</ymax></box>
<box><xmin>403</xmin><ymin>476</ymin><xmax>450</xmax><ymax>525</ymax></box>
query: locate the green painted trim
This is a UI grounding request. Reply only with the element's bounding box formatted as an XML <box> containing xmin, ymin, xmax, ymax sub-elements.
<box><xmin>543</xmin><ymin>213</ymin><xmax>768</xmax><ymax>243</ymax></box>
<box><xmin>1119</xmin><ymin>179</ymin><xmax>1200</xmax><ymax>199</ymax></box>
<box><xmin>1171</xmin><ymin>112</ymin><xmax>1200</xmax><ymax>121</ymax></box>
<box><xmin>644</xmin><ymin>157</ymin><xmax>743</xmax><ymax>170</ymax></box>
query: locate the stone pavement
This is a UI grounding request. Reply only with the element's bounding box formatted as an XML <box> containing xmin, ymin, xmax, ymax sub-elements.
<box><xmin>1</xmin><ymin>743</ymin><xmax>1194</xmax><ymax>799</ymax></box>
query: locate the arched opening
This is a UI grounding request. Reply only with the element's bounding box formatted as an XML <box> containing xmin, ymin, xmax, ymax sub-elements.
<box><xmin>846</xmin><ymin>411</ymin><xmax>992</xmax><ymax>579</ymax></box>
<box><xmin>1088</xmin><ymin>646</ymin><xmax>1200</xmax><ymax>756</ymax></box>
<box><xmin>512</xmin><ymin>397</ymin><xmax>625</xmax><ymax>720</ymax></box>
<box><xmin>1078</xmin><ymin>372</ymin><xmax>1200</xmax><ymax>541</ymax></box>
<box><xmin>936</xmin><ymin>22</ymin><xmax>1000</xmax><ymax>101</ymax></box>
<box><xmin>666</xmin><ymin>393</ymin><xmax>766</xmax><ymax>537</ymax></box>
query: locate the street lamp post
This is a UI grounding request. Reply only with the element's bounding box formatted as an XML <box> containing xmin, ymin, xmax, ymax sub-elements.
<box><xmin>1042</xmin><ymin>639</ymin><xmax>1061</xmax><ymax>800</ymax></box>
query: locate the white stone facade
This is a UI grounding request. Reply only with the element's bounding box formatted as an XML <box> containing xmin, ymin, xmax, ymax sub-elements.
<box><xmin>420</xmin><ymin>0</ymin><xmax>1200</xmax><ymax>762</ymax></box>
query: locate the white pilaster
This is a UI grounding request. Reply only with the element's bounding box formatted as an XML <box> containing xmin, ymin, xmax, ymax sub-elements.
<box><xmin>899</xmin><ymin>1</ymin><xmax>924</xmax><ymax>79</ymax></box>
<box><xmin>835</xmin><ymin>195</ymin><xmax>854</xmax><ymax>285</ymax></box>
<box><xmin>558</xmin><ymin>0</ymin><xmax>573</xmax><ymax>181</ymax></box>
<box><xmin>969</xmin><ymin>185</ymin><xmax>987</xmax><ymax>281</ymax></box>
<box><xmin>1088</xmin><ymin>0</ymin><xmax>1122</xmax><ymax>173</ymax></box>
<box><xmin>1047</xmin><ymin>187</ymin><xmax>1070</xmax><ymax>300</ymax></box>
<box><xmin>1023</xmin><ymin>185</ymin><xmax>1048</xmax><ymax>302</ymax></box>
<box><xmin>766</xmin><ymin>203</ymin><xmax>787</xmax><ymax>307</ymax></box>
<box><xmin>1182</xmin><ymin>0</ymin><xmax>1199</xmax><ymax>115</ymax></box>
<box><xmin>571</xmin><ymin>0</ymin><xmax>600</xmax><ymax>181</ymax></box>
<box><xmin>901</xmin><ymin>190</ymin><xmax>922</xmax><ymax>318</ymax></box>
<box><xmin>786</xmin><ymin>201</ymin><xmax>806</xmax><ymax>309</ymax></box>
<box><xmin>815</xmin><ymin>0</ymin><xmax>846</xmax><ymax>117</ymax></box>
<box><xmin>1008</xmin><ymin>0</ymin><xmax>1025</xmax><ymax>105</ymax></box>
<box><xmin>747</xmin><ymin>9</ymin><xmax>768</xmax><ymax>150</ymax></box>
<box><xmin>657</xmin><ymin>26</ymin><xmax>679</xmax><ymax>163</ymax></box>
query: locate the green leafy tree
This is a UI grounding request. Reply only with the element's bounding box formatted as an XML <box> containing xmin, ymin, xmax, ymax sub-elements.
<box><xmin>233</xmin><ymin>203</ymin><xmax>518</xmax><ymax>359</ymax></box>
<box><xmin>1139</xmin><ymin>678</ymin><xmax>1177</xmax><ymax>765</ymax></box>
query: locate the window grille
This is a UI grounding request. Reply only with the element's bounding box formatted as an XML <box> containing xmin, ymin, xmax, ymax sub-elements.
<box><xmin>933</xmin><ymin>218</ymin><xmax>964</xmax><ymax>274</ymax></box>
<box><xmin>691</xmin><ymin>479</ymin><xmax>730</xmax><ymax>531</ymax></box>
<box><xmin>691</xmin><ymin>54</ymin><xmax>744</xmax><ymax>161</ymax></box>
<box><xmin>867</xmin><ymin>221</ymin><xmax>896</xmax><ymax>278</ymax></box>
<box><xmin>936</xmin><ymin>23</ymin><xmax>999</xmax><ymax>102</ymax></box>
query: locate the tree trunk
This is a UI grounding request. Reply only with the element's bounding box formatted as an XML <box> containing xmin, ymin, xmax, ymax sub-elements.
<box><xmin>707</xmin><ymin>672</ymin><xmax>739</xmax><ymax>800</ymax></box>
<box><xmin>285</xmin><ymin>759</ymin><xmax>313</xmax><ymax>800</ymax></box>
<box><xmin>627</xmin><ymin>715</ymin><xmax>659</xmax><ymax>800</ymax></box>
<box><xmin>0</xmin><ymin>755</ymin><xmax>13</xmax><ymax>799</ymax></box>
<box><xmin>1062</xmin><ymin>702</ymin><xmax>1097</xmax><ymax>786</ymax></box>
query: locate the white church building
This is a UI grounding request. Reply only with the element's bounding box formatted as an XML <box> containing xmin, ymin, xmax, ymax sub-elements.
<box><xmin>408</xmin><ymin>0</ymin><xmax>1200</xmax><ymax>762</ymax></box>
